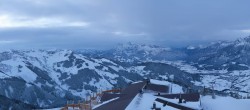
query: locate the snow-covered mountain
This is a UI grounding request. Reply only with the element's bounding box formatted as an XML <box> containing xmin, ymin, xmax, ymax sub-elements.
<box><xmin>80</xmin><ymin>42</ymin><xmax>187</xmax><ymax>63</ymax></box>
<box><xmin>186</xmin><ymin>36</ymin><xmax>250</xmax><ymax>71</ymax></box>
<box><xmin>0</xmin><ymin>49</ymin><xmax>197</xmax><ymax>109</ymax></box>
<box><xmin>1</xmin><ymin>36</ymin><xmax>250</xmax><ymax>109</ymax></box>
<box><xmin>0</xmin><ymin>50</ymin><xmax>134</xmax><ymax>108</ymax></box>
<box><xmin>81</xmin><ymin>36</ymin><xmax>250</xmax><ymax>71</ymax></box>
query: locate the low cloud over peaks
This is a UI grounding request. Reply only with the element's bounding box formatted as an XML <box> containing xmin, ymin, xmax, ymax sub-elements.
<box><xmin>1</xmin><ymin>0</ymin><xmax>250</xmax><ymax>49</ymax></box>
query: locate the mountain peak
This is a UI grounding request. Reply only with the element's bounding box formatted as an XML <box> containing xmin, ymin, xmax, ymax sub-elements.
<box><xmin>234</xmin><ymin>36</ymin><xmax>250</xmax><ymax>46</ymax></box>
<box><xmin>116</xmin><ymin>42</ymin><xmax>171</xmax><ymax>52</ymax></box>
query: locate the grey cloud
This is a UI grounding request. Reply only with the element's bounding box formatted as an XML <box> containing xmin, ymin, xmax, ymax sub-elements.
<box><xmin>0</xmin><ymin>27</ymin><xmax>148</xmax><ymax>49</ymax></box>
<box><xmin>0</xmin><ymin>0</ymin><xmax>250</xmax><ymax>49</ymax></box>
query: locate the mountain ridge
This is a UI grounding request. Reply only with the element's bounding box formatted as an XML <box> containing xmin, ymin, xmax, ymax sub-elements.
<box><xmin>0</xmin><ymin>36</ymin><xmax>250</xmax><ymax>108</ymax></box>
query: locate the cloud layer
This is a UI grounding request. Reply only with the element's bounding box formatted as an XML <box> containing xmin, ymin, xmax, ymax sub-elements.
<box><xmin>1</xmin><ymin>0</ymin><xmax>250</xmax><ymax>49</ymax></box>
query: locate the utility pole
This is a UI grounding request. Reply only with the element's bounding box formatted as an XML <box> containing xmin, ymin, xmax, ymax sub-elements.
<box><xmin>203</xmin><ymin>86</ymin><xmax>206</xmax><ymax>96</ymax></box>
<box><xmin>211</xmin><ymin>82</ymin><xmax>216</xmax><ymax>99</ymax></box>
<box><xmin>170</xmin><ymin>83</ymin><xmax>172</xmax><ymax>94</ymax></box>
<box><xmin>169</xmin><ymin>75</ymin><xmax>174</xmax><ymax>94</ymax></box>
<box><xmin>247</xmin><ymin>89</ymin><xmax>250</xmax><ymax>99</ymax></box>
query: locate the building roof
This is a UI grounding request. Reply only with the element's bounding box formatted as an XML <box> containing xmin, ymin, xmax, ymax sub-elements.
<box><xmin>94</xmin><ymin>79</ymin><xmax>200</xmax><ymax>110</ymax></box>
<box><xmin>94</xmin><ymin>81</ymin><xmax>147</xmax><ymax>110</ymax></box>
<box><xmin>158</xmin><ymin>93</ymin><xmax>200</xmax><ymax>102</ymax></box>
<box><xmin>155</xmin><ymin>98</ymin><xmax>197</xmax><ymax>110</ymax></box>
<box><xmin>126</xmin><ymin>92</ymin><xmax>201</xmax><ymax>110</ymax></box>
<box><xmin>145</xmin><ymin>83</ymin><xmax>169</xmax><ymax>93</ymax></box>
<box><xmin>100</xmin><ymin>93</ymin><xmax>125</xmax><ymax>102</ymax></box>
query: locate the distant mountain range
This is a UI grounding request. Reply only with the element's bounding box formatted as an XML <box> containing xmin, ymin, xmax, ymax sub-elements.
<box><xmin>186</xmin><ymin>36</ymin><xmax>250</xmax><ymax>71</ymax></box>
<box><xmin>77</xmin><ymin>42</ymin><xmax>186</xmax><ymax>62</ymax></box>
<box><xmin>80</xmin><ymin>36</ymin><xmax>250</xmax><ymax>71</ymax></box>
<box><xmin>0</xmin><ymin>36</ymin><xmax>250</xmax><ymax>109</ymax></box>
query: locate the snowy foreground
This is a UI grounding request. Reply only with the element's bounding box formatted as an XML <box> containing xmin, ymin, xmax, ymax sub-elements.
<box><xmin>201</xmin><ymin>96</ymin><xmax>250</xmax><ymax>110</ymax></box>
<box><xmin>46</xmin><ymin>95</ymin><xmax>250</xmax><ymax>110</ymax></box>
<box><xmin>126</xmin><ymin>94</ymin><xmax>250</xmax><ymax>110</ymax></box>
<box><xmin>126</xmin><ymin>93</ymin><xmax>200</xmax><ymax>110</ymax></box>
<box><xmin>127</xmin><ymin>79</ymin><xmax>250</xmax><ymax>110</ymax></box>
<box><xmin>46</xmin><ymin>79</ymin><xmax>250</xmax><ymax>110</ymax></box>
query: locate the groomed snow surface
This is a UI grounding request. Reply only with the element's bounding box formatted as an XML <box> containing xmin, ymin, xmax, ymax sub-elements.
<box><xmin>126</xmin><ymin>93</ymin><xmax>201</xmax><ymax>110</ymax></box>
<box><xmin>126</xmin><ymin>93</ymin><xmax>177</xmax><ymax>110</ymax></box>
<box><xmin>201</xmin><ymin>95</ymin><xmax>250</xmax><ymax>110</ymax></box>
<box><xmin>126</xmin><ymin>94</ymin><xmax>250</xmax><ymax>110</ymax></box>
<box><xmin>47</xmin><ymin>95</ymin><xmax>250</xmax><ymax>110</ymax></box>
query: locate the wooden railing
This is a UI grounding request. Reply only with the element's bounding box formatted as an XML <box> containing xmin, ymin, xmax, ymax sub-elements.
<box><xmin>61</xmin><ymin>89</ymin><xmax>121</xmax><ymax>110</ymax></box>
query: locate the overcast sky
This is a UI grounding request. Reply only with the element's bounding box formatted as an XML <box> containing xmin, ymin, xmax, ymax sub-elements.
<box><xmin>0</xmin><ymin>0</ymin><xmax>250</xmax><ymax>49</ymax></box>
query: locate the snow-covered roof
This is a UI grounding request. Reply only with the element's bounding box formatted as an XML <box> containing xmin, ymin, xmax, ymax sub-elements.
<box><xmin>94</xmin><ymin>79</ymin><xmax>200</xmax><ymax>110</ymax></box>
<box><xmin>126</xmin><ymin>92</ymin><xmax>201</xmax><ymax>110</ymax></box>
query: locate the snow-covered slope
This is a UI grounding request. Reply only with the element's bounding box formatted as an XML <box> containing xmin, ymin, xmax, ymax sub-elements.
<box><xmin>186</xmin><ymin>36</ymin><xmax>250</xmax><ymax>71</ymax></box>
<box><xmin>1</xmin><ymin>36</ymin><xmax>250</xmax><ymax>109</ymax></box>
<box><xmin>201</xmin><ymin>95</ymin><xmax>250</xmax><ymax>110</ymax></box>
<box><xmin>80</xmin><ymin>42</ymin><xmax>187</xmax><ymax>62</ymax></box>
<box><xmin>0</xmin><ymin>50</ymin><xmax>139</xmax><ymax>108</ymax></box>
<box><xmin>0</xmin><ymin>49</ymin><xmax>195</xmax><ymax>109</ymax></box>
